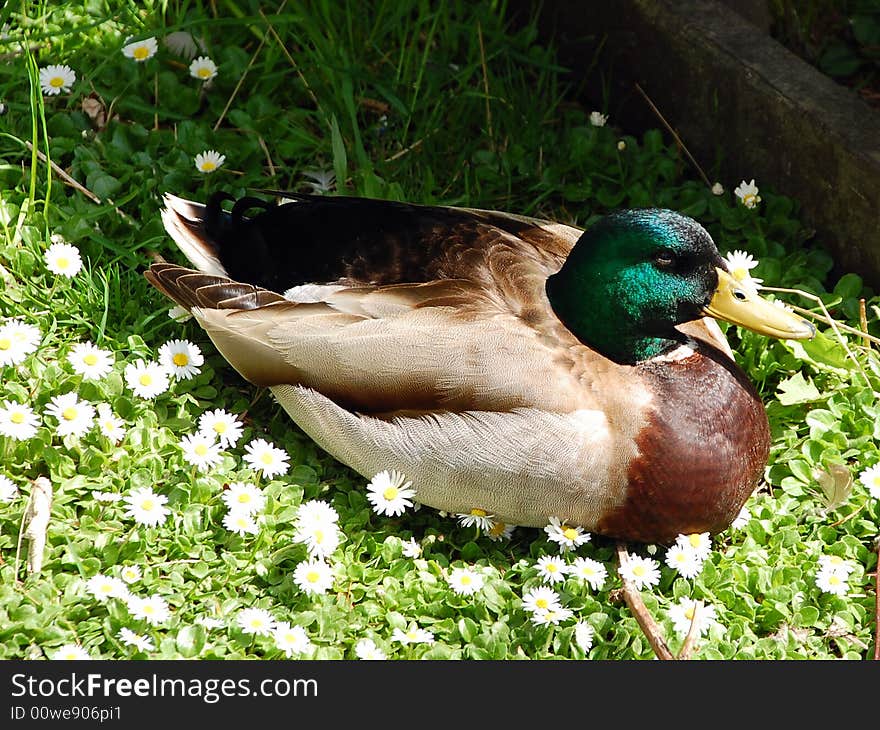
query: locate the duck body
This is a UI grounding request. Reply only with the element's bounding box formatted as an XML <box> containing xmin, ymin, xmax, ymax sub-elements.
<box><xmin>147</xmin><ymin>192</ymin><xmax>812</xmax><ymax>544</ymax></box>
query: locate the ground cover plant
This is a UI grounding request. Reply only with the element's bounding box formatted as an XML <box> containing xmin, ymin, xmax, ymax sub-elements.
<box><xmin>1</xmin><ymin>0</ymin><xmax>878</xmax><ymax>660</ymax></box>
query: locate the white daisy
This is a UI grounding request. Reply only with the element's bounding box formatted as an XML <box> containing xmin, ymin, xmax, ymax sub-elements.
<box><xmin>0</xmin><ymin>400</ymin><xmax>40</xmax><ymax>440</ymax></box>
<box><xmin>521</xmin><ymin>586</ymin><xmax>562</xmax><ymax>614</ymax></box>
<box><xmin>664</xmin><ymin>544</ymin><xmax>703</xmax><ymax>579</ymax></box>
<box><xmin>67</xmin><ymin>342</ymin><xmax>113</xmax><ymax>379</ymax></box>
<box><xmin>223</xmin><ymin>510</ymin><xmax>260</xmax><ymax>536</ymax></box>
<box><xmin>296</xmin><ymin>499</ymin><xmax>340</xmax><ymax>527</ymax></box>
<box><xmin>45</xmin><ymin>392</ymin><xmax>95</xmax><ymax>438</ymax></box>
<box><xmin>158</xmin><ymin>338</ymin><xmax>203</xmax><ymax>379</ymax></box>
<box><xmin>236</xmin><ymin>607</ymin><xmax>275</xmax><ymax>636</ymax></box>
<box><xmin>85</xmin><ymin>574</ymin><xmax>129</xmax><ymax>602</ymax></box>
<box><xmin>589</xmin><ymin>111</ymin><xmax>607</xmax><ymax>127</ymax></box>
<box><xmin>544</xmin><ymin>516</ymin><xmax>591</xmax><ymax>552</ymax></box>
<box><xmin>124</xmin><ymin>359</ymin><xmax>170</xmax><ymax>398</ymax></box>
<box><xmin>127</xmin><ymin>595</ymin><xmax>170</xmax><ymax>625</ymax></box>
<box><xmin>818</xmin><ymin>554</ymin><xmax>855</xmax><ymax>576</ymax></box>
<box><xmin>531</xmin><ymin>606</ymin><xmax>574</xmax><ymax>626</ymax></box>
<box><xmin>179</xmin><ymin>432</ymin><xmax>223</xmax><ymax>473</ymax></box>
<box><xmin>366</xmin><ymin>469</ymin><xmax>417</xmax><ymax>517</ymax></box>
<box><xmin>448</xmin><ymin>566</ymin><xmax>485</xmax><ymax>596</ymax></box>
<box><xmin>731</xmin><ymin>504</ymin><xmax>751</xmax><ymax>529</ymax></box>
<box><xmin>354</xmin><ymin>637</ymin><xmax>387</xmax><ymax>660</ymax></box>
<box><xmin>0</xmin><ymin>475</ymin><xmax>19</xmax><ymax>503</ymax></box>
<box><xmin>292</xmin><ymin>558</ymin><xmax>334</xmax><ymax>596</ymax></box>
<box><xmin>617</xmin><ymin>140</ymin><xmax>626</xmax><ymax>151</ymax></box>
<box><xmin>94</xmin><ymin>490</ymin><xmax>123</xmax><ymax>503</ymax></box>
<box><xmin>674</xmin><ymin>532</ymin><xmax>713</xmax><ymax>562</ymax></box>
<box><xmin>456</xmin><ymin>508</ymin><xmax>495</xmax><ymax>531</ymax></box>
<box><xmin>189</xmin><ymin>55</ymin><xmax>218</xmax><ymax>81</ymax></box>
<box><xmin>272</xmin><ymin>622</ymin><xmax>312</xmax><ymax>657</ymax></box>
<box><xmin>51</xmin><ymin>644</ymin><xmax>91</xmax><ymax>660</ymax></box>
<box><xmin>293</xmin><ymin>518</ymin><xmax>340</xmax><ymax>559</ymax></box>
<box><xmin>195</xmin><ymin>150</ymin><xmax>226</xmax><ymax>174</ymax></box>
<box><xmin>618</xmin><ymin>554</ymin><xmax>661</xmax><ymax>591</ymax></box>
<box><xmin>44</xmin><ymin>241</ymin><xmax>82</xmax><ymax>278</ymax></box>
<box><xmin>196</xmin><ymin>615</ymin><xmax>225</xmax><ymax>630</ymax></box>
<box><xmin>401</xmin><ymin>538</ymin><xmax>422</xmax><ymax>558</ymax></box>
<box><xmin>567</xmin><ymin>556</ymin><xmax>608</xmax><ymax>591</ymax></box>
<box><xmin>168</xmin><ymin>304</ymin><xmax>193</xmax><ymax>323</ymax></box>
<box><xmin>198</xmin><ymin>408</ymin><xmax>243</xmax><ymax>448</ymax></box>
<box><xmin>242</xmin><ymin>437</ymin><xmax>289</xmax><ymax>479</ymax></box>
<box><xmin>734</xmin><ymin>178</ymin><xmax>762</xmax><ymax>209</ymax></box>
<box><xmin>858</xmin><ymin>464</ymin><xmax>880</xmax><ymax>499</ymax></box>
<box><xmin>39</xmin><ymin>64</ymin><xmax>76</xmax><ymax>95</ymax></box>
<box><xmin>486</xmin><ymin>520</ymin><xmax>515</xmax><ymax>541</ymax></box>
<box><xmin>711</xmin><ymin>182</ymin><xmax>724</xmax><ymax>195</ymax></box>
<box><xmin>123</xmin><ymin>486</ymin><xmax>170</xmax><ymax>527</ymax></box>
<box><xmin>391</xmin><ymin>626</ymin><xmax>434</xmax><ymax>645</ymax></box>
<box><xmin>723</xmin><ymin>250</ymin><xmax>763</xmax><ymax>289</ymax></box>
<box><xmin>96</xmin><ymin>403</ymin><xmax>125</xmax><ymax>443</ymax></box>
<box><xmin>536</xmin><ymin>554</ymin><xmax>568</xmax><ymax>585</ymax></box>
<box><xmin>119</xmin><ymin>565</ymin><xmax>142</xmax><ymax>584</ymax></box>
<box><xmin>668</xmin><ymin>598</ymin><xmax>719</xmax><ymax>637</ymax></box>
<box><xmin>118</xmin><ymin>627</ymin><xmax>154</xmax><ymax>652</ymax></box>
<box><xmin>573</xmin><ymin>621</ymin><xmax>595</xmax><ymax>653</ymax></box>
<box><xmin>221</xmin><ymin>482</ymin><xmax>266</xmax><ymax>515</ymax></box>
<box><xmin>0</xmin><ymin>320</ymin><xmax>41</xmax><ymax>366</ymax></box>
<box><xmin>122</xmin><ymin>37</ymin><xmax>158</xmax><ymax>62</ymax></box>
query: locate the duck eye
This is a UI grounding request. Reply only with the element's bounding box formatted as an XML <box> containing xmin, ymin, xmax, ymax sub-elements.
<box><xmin>653</xmin><ymin>252</ymin><xmax>675</xmax><ymax>268</ymax></box>
<box><xmin>733</xmin><ymin>289</ymin><xmax>748</xmax><ymax>301</ymax></box>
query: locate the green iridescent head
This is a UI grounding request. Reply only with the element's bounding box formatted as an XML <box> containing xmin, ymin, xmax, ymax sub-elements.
<box><xmin>546</xmin><ymin>208</ymin><xmax>814</xmax><ymax>364</ymax></box>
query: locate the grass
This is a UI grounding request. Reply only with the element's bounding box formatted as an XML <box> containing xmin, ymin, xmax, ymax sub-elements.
<box><xmin>0</xmin><ymin>0</ymin><xmax>878</xmax><ymax>661</ymax></box>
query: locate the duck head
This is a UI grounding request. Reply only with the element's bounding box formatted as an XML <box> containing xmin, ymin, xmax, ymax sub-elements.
<box><xmin>545</xmin><ymin>208</ymin><xmax>815</xmax><ymax>364</ymax></box>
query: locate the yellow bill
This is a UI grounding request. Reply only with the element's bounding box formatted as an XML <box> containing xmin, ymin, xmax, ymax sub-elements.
<box><xmin>702</xmin><ymin>268</ymin><xmax>815</xmax><ymax>340</ymax></box>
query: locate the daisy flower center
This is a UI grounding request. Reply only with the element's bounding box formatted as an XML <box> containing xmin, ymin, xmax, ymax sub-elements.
<box><xmin>685</xmin><ymin>607</ymin><xmax>695</xmax><ymax>620</ymax></box>
<box><xmin>314</xmin><ymin>530</ymin><xmax>324</xmax><ymax>543</ymax></box>
<box><xmin>200</xmin><ymin>161</ymin><xmax>217</xmax><ymax>172</ymax></box>
<box><xmin>547</xmin><ymin>564</ymin><xmax>559</xmax><ymax>573</ymax></box>
<box><xmin>828</xmin><ymin>574</ymin><xmax>841</xmax><ymax>585</ymax></box>
<box><xmin>632</xmin><ymin>565</ymin><xmax>646</xmax><ymax>577</ymax></box>
<box><xmin>461</xmin><ymin>575</ymin><xmax>472</xmax><ymax>585</ymax></box>
<box><xmin>11</xmin><ymin>412</ymin><xmax>25</xmax><ymax>424</ymax></box>
<box><xmin>172</xmin><ymin>353</ymin><xmax>189</xmax><ymax>366</ymax></box>
<box><xmin>133</xmin><ymin>46</ymin><xmax>151</xmax><ymax>60</ymax></box>
<box><xmin>213</xmin><ymin>422</ymin><xmax>227</xmax><ymax>434</ymax></box>
<box><xmin>141</xmin><ymin>499</ymin><xmax>154</xmax><ymax>511</ymax></box>
<box><xmin>743</xmin><ymin>193</ymin><xmax>757</xmax><ymax>207</ymax></box>
<box><xmin>57</xmin><ymin>257</ymin><xmax>70</xmax><ymax>269</ymax></box>
<box><xmin>382</xmin><ymin>486</ymin><xmax>399</xmax><ymax>500</ymax></box>
<box><xmin>688</xmin><ymin>535</ymin><xmax>702</xmax><ymax>548</ymax></box>
<box><xmin>143</xmin><ymin>605</ymin><xmax>155</xmax><ymax>615</ymax></box>
<box><xmin>260</xmin><ymin>452</ymin><xmax>274</xmax><ymax>465</ymax></box>
<box><xmin>306</xmin><ymin>570</ymin><xmax>320</xmax><ymax>583</ymax></box>
<box><xmin>83</xmin><ymin>353</ymin><xmax>98</xmax><ymax>365</ymax></box>
<box><xmin>562</xmin><ymin>527</ymin><xmax>578</xmax><ymax>540</ymax></box>
<box><xmin>0</xmin><ymin>338</ymin><xmax>10</xmax><ymax>350</ymax></box>
<box><xmin>62</xmin><ymin>407</ymin><xmax>78</xmax><ymax>421</ymax></box>
<box><xmin>50</xmin><ymin>76</ymin><xmax>65</xmax><ymax>88</ymax></box>
<box><xmin>250</xmin><ymin>619</ymin><xmax>263</xmax><ymax>628</ymax></box>
<box><xmin>535</xmin><ymin>598</ymin><xmax>549</xmax><ymax>609</ymax></box>
<box><xmin>873</xmin><ymin>476</ymin><xmax>880</xmax><ymax>488</ymax></box>
<box><xmin>198</xmin><ymin>68</ymin><xmax>212</xmax><ymax>78</ymax></box>
<box><xmin>139</xmin><ymin>373</ymin><xmax>153</xmax><ymax>386</ymax></box>
<box><xmin>471</xmin><ymin>508</ymin><xmax>487</xmax><ymax>517</ymax></box>
<box><xmin>237</xmin><ymin>494</ymin><xmax>251</xmax><ymax>504</ymax></box>
<box><xmin>194</xmin><ymin>443</ymin><xmax>207</xmax><ymax>456</ymax></box>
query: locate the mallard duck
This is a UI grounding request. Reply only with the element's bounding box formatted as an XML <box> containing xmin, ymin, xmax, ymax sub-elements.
<box><xmin>146</xmin><ymin>192</ymin><xmax>814</xmax><ymax>544</ymax></box>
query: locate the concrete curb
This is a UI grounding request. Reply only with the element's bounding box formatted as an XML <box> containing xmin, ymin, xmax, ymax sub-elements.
<box><xmin>526</xmin><ymin>0</ymin><xmax>880</xmax><ymax>286</ymax></box>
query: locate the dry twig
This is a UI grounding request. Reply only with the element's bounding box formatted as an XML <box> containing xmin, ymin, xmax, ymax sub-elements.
<box><xmin>616</xmin><ymin>542</ymin><xmax>673</xmax><ymax>660</ymax></box>
<box><xmin>676</xmin><ymin>600</ymin><xmax>703</xmax><ymax>659</ymax></box>
<box><xmin>635</xmin><ymin>83</ymin><xmax>711</xmax><ymax>188</ymax></box>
